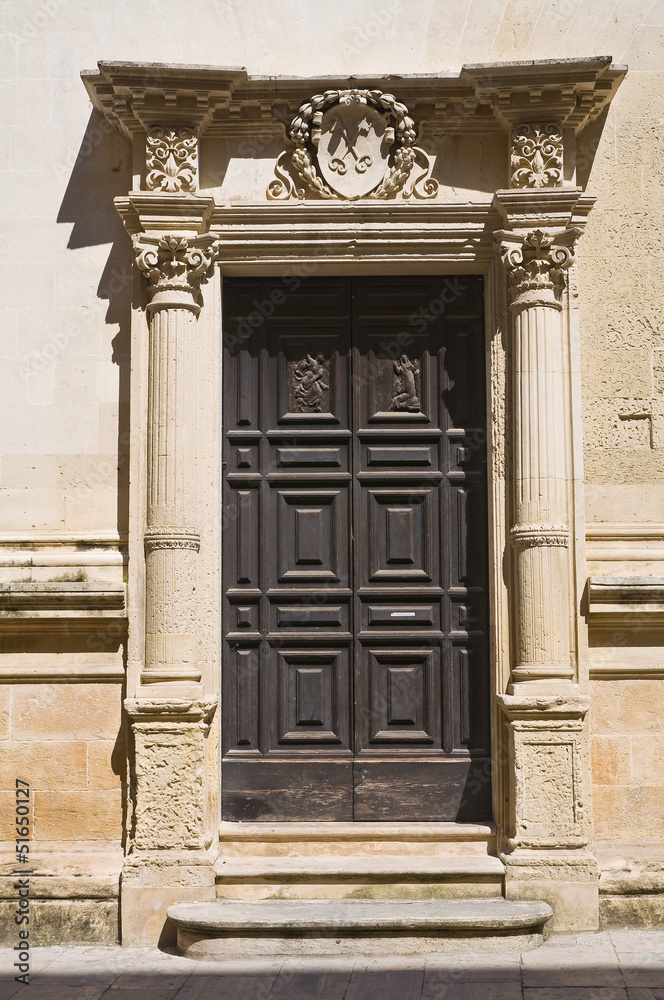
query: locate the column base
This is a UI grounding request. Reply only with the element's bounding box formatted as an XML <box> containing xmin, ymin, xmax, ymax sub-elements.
<box><xmin>121</xmin><ymin>851</ymin><xmax>216</xmax><ymax>946</ymax></box>
<box><xmin>502</xmin><ymin>850</ymin><xmax>599</xmax><ymax>933</ymax></box>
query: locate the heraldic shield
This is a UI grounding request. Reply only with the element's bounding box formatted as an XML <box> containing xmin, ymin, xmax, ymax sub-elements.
<box><xmin>267</xmin><ymin>88</ymin><xmax>438</xmax><ymax>201</ymax></box>
<box><xmin>316</xmin><ymin>100</ymin><xmax>394</xmax><ymax>199</ymax></box>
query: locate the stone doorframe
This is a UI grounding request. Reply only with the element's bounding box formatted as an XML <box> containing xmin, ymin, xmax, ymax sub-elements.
<box><xmin>82</xmin><ymin>56</ymin><xmax>626</xmax><ymax>945</ymax></box>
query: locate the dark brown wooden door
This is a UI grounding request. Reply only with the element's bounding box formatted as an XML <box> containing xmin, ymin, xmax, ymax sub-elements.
<box><xmin>222</xmin><ymin>276</ymin><xmax>490</xmax><ymax>822</ymax></box>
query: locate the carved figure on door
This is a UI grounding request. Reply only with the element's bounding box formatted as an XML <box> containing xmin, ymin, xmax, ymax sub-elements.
<box><xmin>390</xmin><ymin>354</ymin><xmax>420</xmax><ymax>411</ymax></box>
<box><xmin>293</xmin><ymin>353</ymin><xmax>328</xmax><ymax>411</ymax></box>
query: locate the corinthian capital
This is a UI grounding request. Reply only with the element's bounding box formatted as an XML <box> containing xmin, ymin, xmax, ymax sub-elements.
<box><xmin>496</xmin><ymin>228</ymin><xmax>578</xmax><ymax>306</ymax></box>
<box><xmin>132</xmin><ymin>234</ymin><xmax>218</xmax><ymax>307</ymax></box>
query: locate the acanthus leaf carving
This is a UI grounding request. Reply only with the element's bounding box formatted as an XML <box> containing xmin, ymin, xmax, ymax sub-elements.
<box><xmin>146</xmin><ymin>126</ymin><xmax>198</xmax><ymax>193</ymax></box>
<box><xmin>511</xmin><ymin>123</ymin><xmax>563</xmax><ymax>189</ymax></box>
<box><xmin>496</xmin><ymin>228</ymin><xmax>578</xmax><ymax>305</ymax></box>
<box><xmin>267</xmin><ymin>89</ymin><xmax>438</xmax><ymax>202</ymax></box>
<box><xmin>132</xmin><ymin>233</ymin><xmax>218</xmax><ymax>299</ymax></box>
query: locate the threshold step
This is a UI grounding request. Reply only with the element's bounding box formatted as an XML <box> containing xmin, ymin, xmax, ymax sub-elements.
<box><xmin>168</xmin><ymin>897</ymin><xmax>553</xmax><ymax>959</ymax></box>
<box><xmin>215</xmin><ymin>854</ymin><xmax>505</xmax><ymax>878</ymax></box>
<box><xmin>215</xmin><ymin>853</ymin><xmax>504</xmax><ymax>900</ymax></box>
<box><xmin>218</xmin><ymin>821</ymin><xmax>496</xmax><ymax>858</ymax></box>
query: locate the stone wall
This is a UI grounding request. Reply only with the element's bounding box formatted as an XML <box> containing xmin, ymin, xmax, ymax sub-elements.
<box><xmin>0</xmin><ymin>682</ymin><xmax>125</xmax><ymax>942</ymax></box>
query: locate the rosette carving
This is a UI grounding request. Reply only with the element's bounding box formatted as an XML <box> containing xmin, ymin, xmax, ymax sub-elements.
<box><xmin>268</xmin><ymin>88</ymin><xmax>437</xmax><ymax>201</ymax></box>
<box><xmin>497</xmin><ymin>229</ymin><xmax>577</xmax><ymax>304</ymax></box>
<box><xmin>146</xmin><ymin>126</ymin><xmax>198</xmax><ymax>193</ymax></box>
<box><xmin>132</xmin><ymin>234</ymin><xmax>218</xmax><ymax>298</ymax></box>
<box><xmin>511</xmin><ymin>123</ymin><xmax>563</xmax><ymax>189</ymax></box>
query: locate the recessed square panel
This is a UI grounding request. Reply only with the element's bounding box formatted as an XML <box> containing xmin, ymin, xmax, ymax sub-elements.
<box><xmin>365</xmin><ymin>489</ymin><xmax>436</xmax><ymax>583</ymax></box>
<box><xmin>359</xmin><ymin>648</ymin><xmax>439</xmax><ymax>746</ymax></box>
<box><xmin>274</xmin><ymin>488</ymin><xmax>349</xmax><ymax>585</ymax></box>
<box><xmin>273</xmin><ymin>648</ymin><xmax>350</xmax><ymax>746</ymax></box>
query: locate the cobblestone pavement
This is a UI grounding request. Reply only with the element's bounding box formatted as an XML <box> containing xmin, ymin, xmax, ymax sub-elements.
<box><xmin>1</xmin><ymin>930</ymin><xmax>663</xmax><ymax>999</ymax></box>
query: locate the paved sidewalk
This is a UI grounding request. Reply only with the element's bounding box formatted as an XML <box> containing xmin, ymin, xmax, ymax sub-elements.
<box><xmin>1</xmin><ymin>930</ymin><xmax>663</xmax><ymax>999</ymax></box>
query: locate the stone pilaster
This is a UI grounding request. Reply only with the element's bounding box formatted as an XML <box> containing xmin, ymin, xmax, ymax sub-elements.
<box><xmin>497</xmin><ymin>226</ymin><xmax>577</xmax><ymax>686</ymax></box>
<box><xmin>494</xmin><ymin>175</ymin><xmax>598</xmax><ymax>930</ymax></box>
<box><xmin>132</xmin><ymin>233</ymin><xmax>217</xmax><ymax>683</ymax></box>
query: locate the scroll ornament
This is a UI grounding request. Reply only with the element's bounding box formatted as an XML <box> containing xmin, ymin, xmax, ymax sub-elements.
<box><xmin>268</xmin><ymin>89</ymin><xmax>438</xmax><ymax>201</ymax></box>
<box><xmin>497</xmin><ymin>229</ymin><xmax>577</xmax><ymax>303</ymax></box>
<box><xmin>132</xmin><ymin>234</ymin><xmax>218</xmax><ymax>297</ymax></box>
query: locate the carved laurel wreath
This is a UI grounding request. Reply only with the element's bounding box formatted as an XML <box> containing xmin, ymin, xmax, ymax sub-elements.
<box><xmin>268</xmin><ymin>89</ymin><xmax>438</xmax><ymax>201</ymax></box>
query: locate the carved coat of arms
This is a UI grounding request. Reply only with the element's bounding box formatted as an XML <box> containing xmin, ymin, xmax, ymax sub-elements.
<box><xmin>268</xmin><ymin>89</ymin><xmax>438</xmax><ymax>201</ymax></box>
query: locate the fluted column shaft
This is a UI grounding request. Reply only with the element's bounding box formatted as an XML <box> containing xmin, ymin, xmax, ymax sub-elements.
<box><xmin>499</xmin><ymin>229</ymin><xmax>577</xmax><ymax>686</ymax></box>
<box><xmin>133</xmin><ymin>234</ymin><xmax>216</xmax><ymax>682</ymax></box>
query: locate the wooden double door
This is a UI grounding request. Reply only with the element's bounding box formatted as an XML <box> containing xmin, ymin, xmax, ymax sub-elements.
<box><xmin>222</xmin><ymin>276</ymin><xmax>490</xmax><ymax>822</ymax></box>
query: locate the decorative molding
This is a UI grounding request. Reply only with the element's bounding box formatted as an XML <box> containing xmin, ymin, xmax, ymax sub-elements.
<box><xmin>586</xmin><ymin>576</ymin><xmax>664</xmax><ymax>626</ymax></box>
<box><xmin>0</xmin><ymin>582</ymin><xmax>126</xmax><ymax>620</ymax></box>
<box><xmin>498</xmin><ymin>693</ymin><xmax>589</xmax><ymax>721</ymax></box>
<box><xmin>267</xmin><ymin>89</ymin><xmax>438</xmax><ymax>202</ymax></box>
<box><xmin>82</xmin><ymin>59</ymin><xmax>626</xmax><ymax>143</ymax></box>
<box><xmin>496</xmin><ymin>228</ymin><xmax>577</xmax><ymax>306</ymax></box>
<box><xmin>589</xmin><ymin>662</ymin><xmax>664</xmax><ymax>679</ymax></box>
<box><xmin>510</xmin><ymin>524</ymin><xmax>569</xmax><ymax>547</ymax></box>
<box><xmin>143</xmin><ymin>528</ymin><xmax>201</xmax><ymax>553</ymax></box>
<box><xmin>511</xmin><ymin>123</ymin><xmax>563</xmax><ymax>189</ymax></box>
<box><xmin>125</xmin><ymin>698</ymin><xmax>217</xmax><ymax>723</ymax></box>
<box><xmin>132</xmin><ymin>234</ymin><xmax>217</xmax><ymax>303</ymax></box>
<box><xmin>0</xmin><ymin>663</ymin><xmax>126</xmax><ymax>682</ymax></box>
<box><xmin>586</xmin><ymin>523</ymin><xmax>664</xmax><ymax>563</ymax></box>
<box><xmin>146</xmin><ymin>126</ymin><xmax>198</xmax><ymax>193</ymax></box>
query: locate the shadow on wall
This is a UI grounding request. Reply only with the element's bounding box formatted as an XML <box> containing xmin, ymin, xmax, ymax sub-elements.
<box><xmin>56</xmin><ymin>109</ymin><xmax>134</xmax><ymax>538</ymax></box>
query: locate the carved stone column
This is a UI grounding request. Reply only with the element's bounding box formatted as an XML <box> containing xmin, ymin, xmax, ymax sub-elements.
<box><xmin>133</xmin><ymin>233</ymin><xmax>217</xmax><ymax>683</ymax></box>
<box><xmin>497</xmin><ymin>226</ymin><xmax>577</xmax><ymax>686</ymax></box>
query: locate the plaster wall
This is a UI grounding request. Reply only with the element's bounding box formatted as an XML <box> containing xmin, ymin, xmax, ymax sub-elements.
<box><xmin>1</xmin><ymin>0</ymin><xmax>664</xmax><ymax>940</ymax></box>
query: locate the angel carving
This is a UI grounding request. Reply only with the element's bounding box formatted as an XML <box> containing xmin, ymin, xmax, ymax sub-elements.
<box><xmin>293</xmin><ymin>353</ymin><xmax>328</xmax><ymax>412</ymax></box>
<box><xmin>390</xmin><ymin>354</ymin><xmax>420</xmax><ymax>411</ymax></box>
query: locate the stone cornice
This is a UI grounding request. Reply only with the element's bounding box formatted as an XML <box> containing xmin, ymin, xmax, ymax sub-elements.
<box><xmin>82</xmin><ymin>58</ymin><xmax>626</xmax><ymax>142</ymax></box>
<box><xmin>462</xmin><ymin>56</ymin><xmax>626</xmax><ymax>132</ymax></box>
<box><xmin>586</xmin><ymin>575</ymin><xmax>664</xmax><ymax>626</ymax></box>
<box><xmin>124</xmin><ymin>698</ymin><xmax>217</xmax><ymax>724</ymax></box>
<box><xmin>497</xmin><ymin>692</ymin><xmax>589</xmax><ymax>721</ymax></box>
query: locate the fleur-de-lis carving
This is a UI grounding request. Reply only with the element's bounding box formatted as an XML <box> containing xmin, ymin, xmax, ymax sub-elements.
<box><xmin>146</xmin><ymin>127</ymin><xmax>198</xmax><ymax>193</ymax></box>
<box><xmin>511</xmin><ymin>123</ymin><xmax>563</xmax><ymax>189</ymax></box>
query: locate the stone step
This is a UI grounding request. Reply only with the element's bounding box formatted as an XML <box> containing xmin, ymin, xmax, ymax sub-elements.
<box><xmin>215</xmin><ymin>853</ymin><xmax>505</xmax><ymax>901</ymax></box>
<box><xmin>168</xmin><ymin>897</ymin><xmax>553</xmax><ymax>959</ymax></box>
<box><xmin>218</xmin><ymin>821</ymin><xmax>496</xmax><ymax>858</ymax></box>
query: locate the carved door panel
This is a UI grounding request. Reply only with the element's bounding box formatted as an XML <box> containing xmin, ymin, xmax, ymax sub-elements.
<box><xmin>222</xmin><ymin>276</ymin><xmax>490</xmax><ymax>821</ymax></box>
